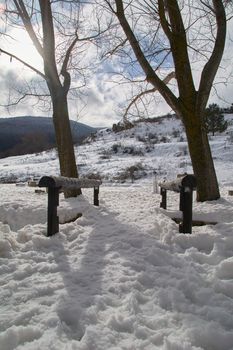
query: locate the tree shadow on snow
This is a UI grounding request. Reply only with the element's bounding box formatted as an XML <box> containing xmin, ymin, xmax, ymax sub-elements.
<box><xmin>48</xmin><ymin>195</ymin><xmax>233</xmax><ymax>350</ymax></box>
<box><xmin>49</xmin><ymin>195</ymin><xmax>161</xmax><ymax>341</ymax></box>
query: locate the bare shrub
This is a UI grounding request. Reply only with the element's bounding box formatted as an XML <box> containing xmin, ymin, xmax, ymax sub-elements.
<box><xmin>172</xmin><ymin>129</ymin><xmax>181</xmax><ymax>138</ymax></box>
<box><xmin>111</xmin><ymin>143</ymin><xmax>121</xmax><ymax>153</ymax></box>
<box><xmin>122</xmin><ymin>146</ymin><xmax>144</xmax><ymax>156</ymax></box>
<box><xmin>160</xmin><ymin>136</ymin><xmax>169</xmax><ymax>143</ymax></box>
<box><xmin>83</xmin><ymin>172</ymin><xmax>102</xmax><ymax>180</ymax></box>
<box><xmin>113</xmin><ymin>163</ymin><xmax>146</xmax><ymax>183</ymax></box>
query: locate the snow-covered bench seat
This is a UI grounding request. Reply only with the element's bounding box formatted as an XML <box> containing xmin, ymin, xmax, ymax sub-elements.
<box><xmin>38</xmin><ymin>176</ymin><xmax>102</xmax><ymax>236</ymax></box>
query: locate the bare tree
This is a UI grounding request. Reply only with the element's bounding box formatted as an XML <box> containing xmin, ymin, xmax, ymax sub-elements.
<box><xmin>0</xmin><ymin>0</ymin><xmax>101</xmax><ymax>197</ymax></box>
<box><xmin>101</xmin><ymin>0</ymin><xmax>229</xmax><ymax>201</ymax></box>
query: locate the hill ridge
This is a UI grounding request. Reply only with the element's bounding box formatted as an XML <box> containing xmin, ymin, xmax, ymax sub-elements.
<box><xmin>0</xmin><ymin>116</ymin><xmax>96</xmax><ymax>158</ymax></box>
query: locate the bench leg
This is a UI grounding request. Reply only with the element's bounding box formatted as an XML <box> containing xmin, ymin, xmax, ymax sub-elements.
<box><xmin>94</xmin><ymin>186</ymin><xmax>99</xmax><ymax>206</ymax></box>
<box><xmin>47</xmin><ymin>187</ymin><xmax>59</xmax><ymax>236</ymax></box>
<box><xmin>160</xmin><ymin>188</ymin><xmax>167</xmax><ymax>209</ymax></box>
<box><xmin>179</xmin><ymin>186</ymin><xmax>193</xmax><ymax>234</ymax></box>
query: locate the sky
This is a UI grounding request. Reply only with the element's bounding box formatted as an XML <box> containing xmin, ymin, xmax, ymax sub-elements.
<box><xmin>0</xmin><ymin>2</ymin><xmax>232</xmax><ymax>128</ymax></box>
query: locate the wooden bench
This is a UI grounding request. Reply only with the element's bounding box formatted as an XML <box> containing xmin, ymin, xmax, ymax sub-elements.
<box><xmin>159</xmin><ymin>174</ymin><xmax>197</xmax><ymax>234</ymax></box>
<box><xmin>38</xmin><ymin>176</ymin><xmax>102</xmax><ymax>236</ymax></box>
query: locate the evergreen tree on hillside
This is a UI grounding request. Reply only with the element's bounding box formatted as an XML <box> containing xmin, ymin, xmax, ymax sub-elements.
<box><xmin>204</xmin><ymin>104</ymin><xmax>228</xmax><ymax>136</ymax></box>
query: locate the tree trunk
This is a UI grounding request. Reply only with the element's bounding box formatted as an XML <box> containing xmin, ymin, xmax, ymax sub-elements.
<box><xmin>51</xmin><ymin>88</ymin><xmax>81</xmax><ymax>198</ymax></box>
<box><xmin>183</xmin><ymin>112</ymin><xmax>220</xmax><ymax>202</ymax></box>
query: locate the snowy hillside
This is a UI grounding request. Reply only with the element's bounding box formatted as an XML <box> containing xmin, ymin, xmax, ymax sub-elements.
<box><xmin>1</xmin><ymin>115</ymin><xmax>233</xmax><ymax>350</ymax></box>
<box><xmin>1</xmin><ymin>114</ymin><xmax>233</xmax><ymax>186</ymax></box>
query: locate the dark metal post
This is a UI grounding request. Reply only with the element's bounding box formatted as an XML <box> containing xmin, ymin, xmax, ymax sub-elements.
<box><xmin>47</xmin><ymin>187</ymin><xmax>59</xmax><ymax>236</ymax></box>
<box><xmin>94</xmin><ymin>186</ymin><xmax>99</xmax><ymax>206</ymax></box>
<box><xmin>160</xmin><ymin>187</ymin><xmax>167</xmax><ymax>209</ymax></box>
<box><xmin>179</xmin><ymin>186</ymin><xmax>193</xmax><ymax>234</ymax></box>
<box><xmin>179</xmin><ymin>187</ymin><xmax>185</xmax><ymax>211</ymax></box>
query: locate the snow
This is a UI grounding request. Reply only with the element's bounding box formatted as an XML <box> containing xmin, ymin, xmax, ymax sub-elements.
<box><xmin>1</xmin><ymin>116</ymin><xmax>233</xmax><ymax>349</ymax></box>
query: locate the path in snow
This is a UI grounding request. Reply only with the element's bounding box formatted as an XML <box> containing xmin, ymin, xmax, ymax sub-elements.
<box><xmin>0</xmin><ymin>184</ymin><xmax>233</xmax><ymax>349</ymax></box>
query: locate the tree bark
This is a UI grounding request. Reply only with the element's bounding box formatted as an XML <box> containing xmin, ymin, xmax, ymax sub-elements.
<box><xmin>50</xmin><ymin>87</ymin><xmax>81</xmax><ymax>198</ymax></box>
<box><xmin>1</xmin><ymin>1</ymin><xmax>84</xmax><ymax>198</ymax></box>
<box><xmin>182</xmin><ymin>111</ymin><xmax>220</xmax><ymax>201</ymax></box>
<box><xmin>39</xmin><ymin>0</ymin><xmax>80</xmax><ymax>198</ymax></box>
<box><xmin>111</xmin><ymin>0</ymin><xmax>226</xmax><ymax>202</ymax></box>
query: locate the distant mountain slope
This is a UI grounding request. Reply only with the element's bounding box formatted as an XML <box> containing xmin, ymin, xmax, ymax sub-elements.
<box><xmin>0</xmin><ymin>116</ymin><xmax>97</xmax><ymax>158</ymax></box>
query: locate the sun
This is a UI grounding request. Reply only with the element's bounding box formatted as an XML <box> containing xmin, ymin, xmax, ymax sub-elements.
<box><xmin>0</xmin><ymin>18</ymin><xmax>43</xmax><ymax>76</ymax></box>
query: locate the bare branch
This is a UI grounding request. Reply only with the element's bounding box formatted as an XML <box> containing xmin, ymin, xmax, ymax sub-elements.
<box><xmin>12</xmin><ymin>0</ymin><xmax>44</xmax><ymax>57</ymax></box>
<box><xmin>113</xmin><ymin>0</ymin><xmax>179</xmax><ymax>112</ymax></box>
<box><xmin>158</xmin><ymin>0</ymin><xmax>172</xmax><ymax>39</ymax></box>
<box><xmin>102</xmin><ymin>38</ymin><xmax>128</xmax><ymax>58</ymax></box>
<box><xmin>0</xmin><ymin>92</ymin><xmax>49</xmax><ymax>107</ymax></box>
<box><xmin>123</xmin><ymin>71</ymin><xmax>176</xmax><ymax>121</ymax></box>
<box><xmin>60</xmin><ymin>34</ymin><xmax>79</xmax><ymax>92</ymax></box>
<box><xmin>0</xmin><ymin>47</ymin><xmax>45</xmax><ymax>78</ymax></box>
<box><xmin>197</xmin><ymin>0</ymin><xmax>227</xmax><ymax>112</ymax></box>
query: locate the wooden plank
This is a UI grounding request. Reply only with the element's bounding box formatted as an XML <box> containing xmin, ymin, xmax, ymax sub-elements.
<box><xmin>39</xmin><ymin>176</ymin><xmax>102</xmax><ymax>189</ymax></box>
<box><xmin>159</xmin><ymin>174</ymin><xmax>196</xmax><ymax>192</ymax></box>
<box><xmin>172</xmin><ymin>217</ymin><xmax>217</xmax><ymax>226</ymax></box>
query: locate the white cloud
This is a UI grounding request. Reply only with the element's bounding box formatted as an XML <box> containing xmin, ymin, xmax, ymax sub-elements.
<box><xmin>0</xmin><ymin>6</ymin><xmax>232</xmax><ymax>128</ymax></box>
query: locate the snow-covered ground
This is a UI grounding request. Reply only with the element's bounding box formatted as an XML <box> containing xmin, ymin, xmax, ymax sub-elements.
<box><xmin>1</xmin><ymin>116</ymin><xmax>233</xmax><ymax>350</ymax></box>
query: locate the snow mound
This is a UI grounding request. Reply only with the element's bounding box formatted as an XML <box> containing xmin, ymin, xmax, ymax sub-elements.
<box><xmin>0</xmin><ymin>184</ymin><xmax>233</xmax><ymax>349</ymax></box>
